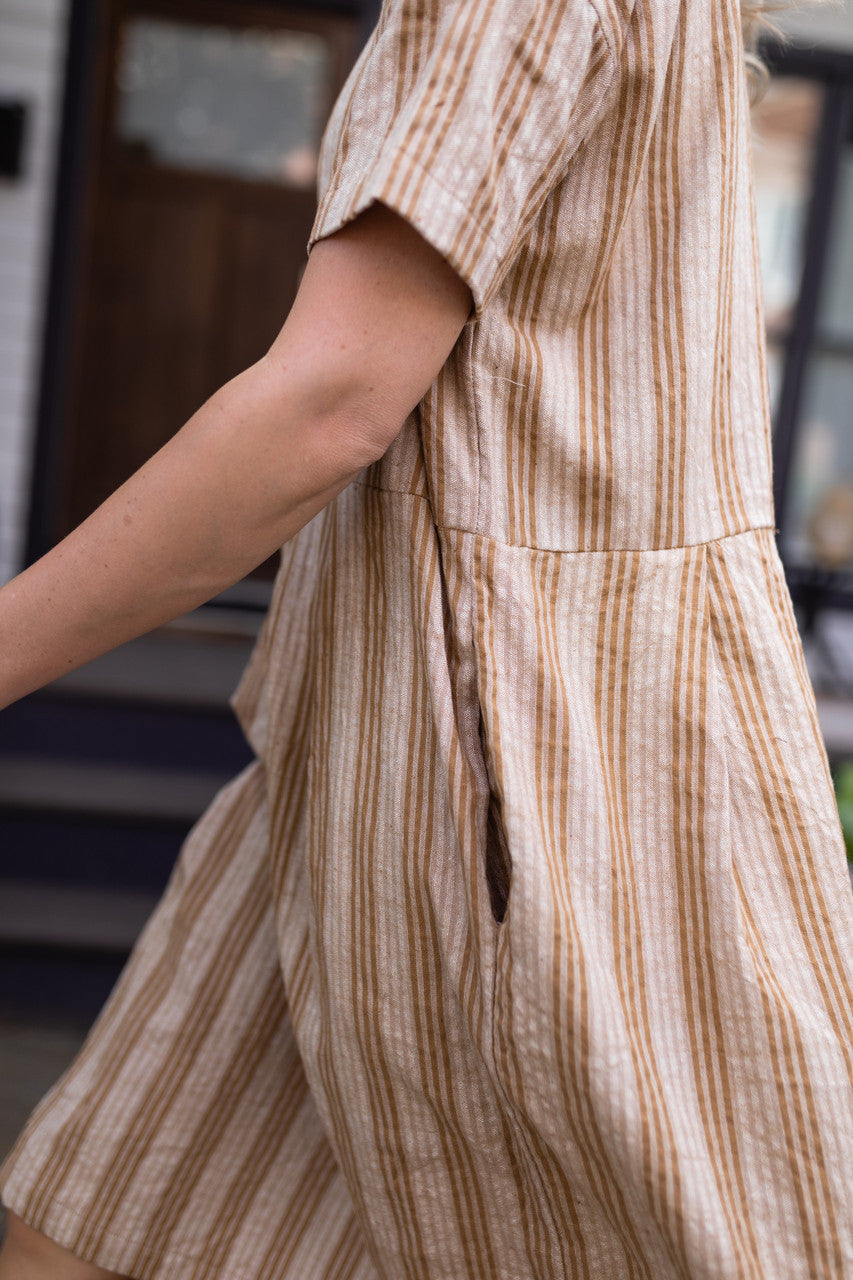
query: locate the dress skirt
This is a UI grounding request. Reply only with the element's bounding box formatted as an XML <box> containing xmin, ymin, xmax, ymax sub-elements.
<box><xmin>2</xmin><ymin>484</ymin><xmax>853</xmax><ymax>1279</ymax></box>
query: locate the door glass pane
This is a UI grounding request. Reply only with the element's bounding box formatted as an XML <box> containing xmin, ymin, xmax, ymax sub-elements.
<box><xmin>816</xmin><ymin>148</ymin><xmax>853</xmax><ymax>344</ymax></box>
<box><xmin>766</xmin><ymin>339</ymin><xmax>785</xmax><ymax>422</ymax></box>
<box><xmin>784</xmin><ymin>353</ymin><xmax>853</xmax><ymax>572</ymax></box>
<box><xmin>115</xmin><ymin>17</ymin><xmax>331</xmax><ymax>188</ymax></box>
<box><xmin>751</xmin><ymin>76</ymin><xmax>823</xmax><ymax>339</ymax></box>
<box><xmin>783</xmin><ymin>105</ymin><xmax>853</xmax><ymax>577</ymax></box>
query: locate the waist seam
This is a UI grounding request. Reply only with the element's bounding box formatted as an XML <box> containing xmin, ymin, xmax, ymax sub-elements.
<box><xmin>351</xmin><ymin>480</ymin><xmax>776</xmax><ymax>555</ymax></box>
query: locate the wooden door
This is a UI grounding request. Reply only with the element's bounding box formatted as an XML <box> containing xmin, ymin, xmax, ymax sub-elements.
<box><xmin>55</xmin><ymin>0</ymin><xmax>358</xmax><ymax>576</ymax></box>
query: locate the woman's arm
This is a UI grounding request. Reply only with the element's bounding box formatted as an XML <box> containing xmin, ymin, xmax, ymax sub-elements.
<box><xmin>0</xmin><ymin>201</ymin><xmax>473</xmax><ymax>710</ymax></box>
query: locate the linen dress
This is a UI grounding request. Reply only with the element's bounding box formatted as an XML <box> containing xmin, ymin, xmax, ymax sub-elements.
<box><xmin>3</xmin><ymin>0</ymin><xmax>853</xmax><ymax>1276</ymax></box>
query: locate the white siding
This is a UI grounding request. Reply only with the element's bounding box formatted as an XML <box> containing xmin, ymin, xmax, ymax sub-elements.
<box><xmin>777</xmin><ymin>0</ymin><xmax>853</xmax><ymax>52</ymax></box>
<box><xmin>0</xmin><ymin>0</ymin><xmax>68</xmax><ymax>583</ymax></box>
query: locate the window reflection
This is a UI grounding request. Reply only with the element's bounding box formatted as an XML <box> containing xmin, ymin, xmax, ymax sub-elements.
<box><xmin>751</xmin><ymin>76</ymin><xmax>823</xmax><ymax>339</ymax></box>
<box><xmin>786</xmin><ymin>353</ymin><xmax>853</xmax><ymax>572</ymax></box>
<box><xmin>115</xmin><ymin>17</ymin><xmax>331</xmax><ymax>188</ymax></box>
<box><xmin>766</xmin><ymin>339</ymin><xmax>785</xmax><ymax>422</ymax></box>
<box><xmin>818</xmin><ymin>149</ymin><xmax>853</xmax><ymax>344</ymax></box>
<box><xmin>778</xmin><ymin>100</ymin><xmax>853</xmax><ymax>576</ymax></box>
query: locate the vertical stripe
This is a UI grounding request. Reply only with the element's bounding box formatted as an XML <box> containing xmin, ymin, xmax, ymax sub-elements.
<box><xmin>19</xmin><ymin>763</ymin><xmax>269</xmax><ymax>1226</ymax></box>
<box><xmin>670</xmin><ymin>547</ymin><xmax>764</xmax><ymax>1275</ymax></box>
<box><xmin>594</xmin><ymin>549</ymin><xmax>691</xmax><ymax>1274</ymax></box>
<box><xmin>399</xmin><ymin>501</ymin><xmax>502</xmax><ymax>1276</ymax></box>
<box><xmin>528</xmin><ymin>547</ymin><xmax>661</xmax><ymax>1275</ymax></box>
<box><xmin>710</xmin><ymin>1</ymin><xmax>750</xmax><ymax>535</ymax></box>
<box><xmin>648</xmin><ymin>12</ymin><xmax>688</xmax><ymax>549</ymax></box>
<box><xmin>707</xmin><ymin>541</ymin><xmax>853</xmax><ymax>1081</ymax></box>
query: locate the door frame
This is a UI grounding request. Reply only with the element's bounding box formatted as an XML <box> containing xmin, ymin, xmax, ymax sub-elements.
<box><xmin>24</xmin><ymin>0</ymin><xmax>379</xmax><ymax>590</ymax></box>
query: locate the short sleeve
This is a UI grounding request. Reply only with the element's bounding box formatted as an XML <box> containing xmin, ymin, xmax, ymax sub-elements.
<box><xmin>307</xmin><ymin>0</ymin><xmax>617</xmax><ymax>319</ymax></box>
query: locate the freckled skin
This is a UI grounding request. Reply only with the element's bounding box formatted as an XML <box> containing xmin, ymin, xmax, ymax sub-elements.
<box><xmin>0</xmin><ymin>201</ymin><xmax>472</xmax><ymax>711</ymax></box>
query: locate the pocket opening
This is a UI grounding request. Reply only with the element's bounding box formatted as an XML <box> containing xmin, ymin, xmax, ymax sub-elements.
<box><xmin>478</xmin><ymin>707</ymin><xmax>512</xmax><ymax>925</ymax></box>
<box><xmin>485</xmin><ymin>790</ymin><xmax>512</xmax><ymax>924</ymax></box>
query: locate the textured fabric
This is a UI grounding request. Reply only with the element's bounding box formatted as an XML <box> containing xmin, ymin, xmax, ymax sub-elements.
<box><xmin>1</xmin><ymin>764</ymin><xmax>376</xmax><ymax>1280</ymax></box>
<box><xmin>3</xmin><ymin>0</ymin><xmax>853</xmax><ymax>1277</ymax></box>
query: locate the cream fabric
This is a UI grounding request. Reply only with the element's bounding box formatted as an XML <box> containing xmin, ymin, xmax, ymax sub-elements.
<box><xmin>3</xmin><ymin>0</ymin><xmax>853</xmax><ymax>1276</ymax></box>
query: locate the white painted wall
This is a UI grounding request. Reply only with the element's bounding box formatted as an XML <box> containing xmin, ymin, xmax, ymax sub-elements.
<box><xmin>777</xmin><ymin>0</ymin><xmax>853</xmax><ymax>50</ymax></box>
<box><xmin>0</xmin><ymin>0</ymin><xmax>68</xmax><ymax>584</ymax></box>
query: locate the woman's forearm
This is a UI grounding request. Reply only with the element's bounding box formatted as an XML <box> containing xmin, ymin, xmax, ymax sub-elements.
<box><xmin>0</xmin><ymin>355</ymin><xmax>368</xmax><ymax>710</ymax></box>
<box><xmin>0</xmin><ymin>202</ymin><xmax>473</xmax><ymax>711</ymax></box>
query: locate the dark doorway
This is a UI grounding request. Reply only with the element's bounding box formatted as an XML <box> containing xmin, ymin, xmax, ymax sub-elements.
<box><xmin>28</xmin><ymin>0</ymin><xmax>362</xmax><ymax>580</ymax></box>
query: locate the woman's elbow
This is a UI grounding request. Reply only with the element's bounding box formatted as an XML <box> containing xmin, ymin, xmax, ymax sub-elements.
<box><xmin>259</xmin><ymin>349</ymin><xmax>408</xmax><ymax>478</ymax></box>
<box><xmin>330</xmin><ymin>398</ymin><xmax>408</xmax><ymax>471</ymax></box>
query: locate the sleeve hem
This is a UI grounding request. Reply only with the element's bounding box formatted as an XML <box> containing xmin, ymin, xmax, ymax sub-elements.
<box><xmin>306</xmin><ymin>145</ymin><xmax>504</xmax><ymax>323</ymax></box>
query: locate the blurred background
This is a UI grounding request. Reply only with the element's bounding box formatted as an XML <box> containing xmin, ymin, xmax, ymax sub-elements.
<box><xmin>1</xmin><ymin>0</ymin><xmax>853</xmax><ymax>1172</ymax></box>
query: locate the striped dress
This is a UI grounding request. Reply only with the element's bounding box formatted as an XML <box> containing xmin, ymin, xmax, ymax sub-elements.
<box><xmin>3</xmin><ymin>0</ymin><xmax>853</xmax><ymax>1276</ymax></box>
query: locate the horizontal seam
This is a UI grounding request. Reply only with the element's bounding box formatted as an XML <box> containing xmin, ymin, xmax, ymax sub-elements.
<box><xmin>350</xmin><ymin>482</ymin><xmax>776</xmax><ymax>554</ymax></box>
<box><xmin>452</xmin><ymin>524</ymin><xmax>779</xmax><ymax>555</ymax></box>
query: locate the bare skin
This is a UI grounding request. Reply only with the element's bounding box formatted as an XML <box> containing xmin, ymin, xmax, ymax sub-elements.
<box><xmin>0</xmin><ymin>1211</ymin><xmax>125</xmax><ymax>1279</ymax></box>
<box><xmin>0</xmin><ymin>200</ymin><xmax>472</xmax><ymax>1272</ymax></box>
<box><xmin>0</xmin><ymin>200</ymin><xmax>472</xmax><ymax>711</ymax></box>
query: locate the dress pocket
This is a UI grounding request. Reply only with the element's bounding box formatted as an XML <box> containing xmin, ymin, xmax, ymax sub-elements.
<box><xmin>478</xmin><ymin>706</ymin><xmax>512</xmax><ymax>925</ymax></box>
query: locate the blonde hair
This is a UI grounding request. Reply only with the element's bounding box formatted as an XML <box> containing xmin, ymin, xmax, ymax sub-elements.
<box><xmin>741</xmin><ymin>2</ymin><xmax>791</xmax><ymax>104</ymax></box>
<box><xmin>741</xmin><ymin>0</ymin><xmax>837</xmax><ymax>105</ymax></box>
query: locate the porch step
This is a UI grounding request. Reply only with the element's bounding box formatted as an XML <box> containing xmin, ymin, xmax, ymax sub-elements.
<box><xmin>0</xmin><ymin>882</ymin><xmax>159</xmax><ymax>952</ymax></box>
<box><xmin>0</xmin><ymin>753</ymin><xmax>232</xmax><ymax>825</ymax></box>
<box><xmin>0</xmin><ymin>612</ymin><xmax>263</xmax><ymax>1023</ymax></box>
<box><xmin>47</xmin><ymin>620</ymin><xmax>258</xmax><ymax>709</ymax></box>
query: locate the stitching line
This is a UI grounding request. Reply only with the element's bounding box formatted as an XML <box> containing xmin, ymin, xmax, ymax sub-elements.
<box><xmin>350</xmin><ymin>481</ymin><xmax>775</xmax><ymax>555</ymax></box>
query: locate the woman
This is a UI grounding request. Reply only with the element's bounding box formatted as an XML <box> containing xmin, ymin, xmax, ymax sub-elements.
<box><xmin>2</xmin><ymin>0</ymin><xmax>852</xmax><ymax>1276</ymax></box>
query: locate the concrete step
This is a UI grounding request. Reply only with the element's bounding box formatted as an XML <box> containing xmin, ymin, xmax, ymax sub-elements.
<box><xmin>0</xmin><ymin>754</ymin><xmax>232</xmax><ymax>824</ymax></box>
<box><xmin>47</xmin><ymin>621</ymin><xmax>259</xmax><ymax>710</ymax></box>
<box><xmin>0</xmin><ymin>881</ymin><xmax>159</xmax><ymax>952</ymax></box>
